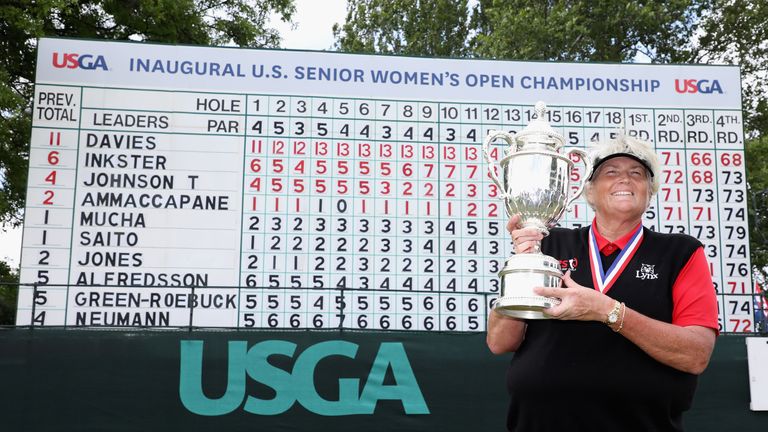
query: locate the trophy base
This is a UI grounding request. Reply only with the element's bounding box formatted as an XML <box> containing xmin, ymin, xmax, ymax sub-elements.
<box><xmin>494</xmin><ymin>297</ymin><xmax>560</xmax><ymax>319</ymax></box>
<box><xmin>494</xmin><ymin>253</ymin><xmax>563</xmax><ymax>320</ymax></box>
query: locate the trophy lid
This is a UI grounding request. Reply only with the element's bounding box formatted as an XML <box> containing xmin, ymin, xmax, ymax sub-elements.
<box><xmin>515</xmin><ymin>102</ymin><xmax>565</xmax><ymax>150</ymax></box>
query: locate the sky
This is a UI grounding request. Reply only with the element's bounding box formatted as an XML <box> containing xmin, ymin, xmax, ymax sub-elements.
<box><xmin>0</xmin><ymin>0</ymin><xmax>348</xmax><ymax>268</ymax></box>
<box><xmin>273</xmin><ymin>0</ymin><xmax>348</xmax><ymax>51</ymax></box>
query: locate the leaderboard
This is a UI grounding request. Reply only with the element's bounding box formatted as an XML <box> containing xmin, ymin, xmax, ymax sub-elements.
<box><xmin>16</xmin><ymin>38</ymin><xmax>754</xmax><ymax>332</ymax></box>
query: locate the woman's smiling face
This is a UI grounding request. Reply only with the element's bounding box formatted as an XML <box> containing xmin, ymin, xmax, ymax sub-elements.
<box><xmin>586</xmin><ymin>156</ymin><xmax>651</xmax><ymax>221</ymax></box>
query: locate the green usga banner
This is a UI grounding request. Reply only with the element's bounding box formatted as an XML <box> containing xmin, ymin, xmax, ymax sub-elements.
<box><xmin>179</xmin><ymin>339</ymin><xmax>429</xmax><ymax>416</ymax></box>
<box><xmin>1</xmin><ymin>329</ymin><xmax>510</xmax><ymax>431</ymax></box>
<box><xmin>1</xmin><ymin>329</ymin><xmax>766</xmax><ymax>431</ymax></box>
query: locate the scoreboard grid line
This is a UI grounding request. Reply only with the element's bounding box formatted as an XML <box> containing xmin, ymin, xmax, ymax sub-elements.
<box><xmin>62</xmin><ymin>86</ymin><xmax>85</xmax><ymax>326</ymax></box>
<box><xmin>236</xmin><ymin>93</ymin><xmax>249</xmax><ymax>328</ymax></box>
<box><xmin>707</xmin><ymin>113</ymin><xmax>726</xmax><ymax>326</ymax></box>
<box><xmin>31</xmin><ymin>83</ymin><xmax>744</xmax><ymax>122</ymax></box>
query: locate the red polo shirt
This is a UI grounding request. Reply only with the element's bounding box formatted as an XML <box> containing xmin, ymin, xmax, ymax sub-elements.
<box><xmin>592</xmin><ymin>221</ymin><xmax>719</xmax><ymax>332</ymax></box>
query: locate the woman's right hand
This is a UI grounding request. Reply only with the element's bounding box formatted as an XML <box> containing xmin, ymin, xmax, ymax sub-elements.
<box><xmin>507</xmin><ymin>214</ymin><xmax>544</xmax><ymax>254</ymax></box>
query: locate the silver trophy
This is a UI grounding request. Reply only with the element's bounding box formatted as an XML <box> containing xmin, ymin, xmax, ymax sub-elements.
<box><xmin>483</xmin><ymin>102</ymin><xmax>592</xmax><ymax>319</ymax></box>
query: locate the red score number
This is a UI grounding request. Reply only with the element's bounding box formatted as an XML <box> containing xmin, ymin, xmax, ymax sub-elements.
<box><xmin>43</xmin><ymin>150</ymin><xmax>60</xmax><ymax>205</ymax></box>
<box><xmin>719</xmin><ymin>152</ymin><xmax>742</xmax><ymax>166</ymax></box>
<box><xmin>689</xmin><ymin>152</ymin><xmax>712</xmax><ymax>166</ymax></box>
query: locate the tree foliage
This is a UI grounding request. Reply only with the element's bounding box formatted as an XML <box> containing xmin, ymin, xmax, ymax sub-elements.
<box><xmin>0</xmin><ymin>260</ymin><xmax>18</xmax><ymax>325</ymax></box>
<box><xmin>470</xmin><ymin>0</ymin><xmax>709</xmax><ymax>63</ymax></box>
<box><xmin>333</xmin><ymin>0</ymin><xmax>470</xmax><ymax>57</ymax></box>
<box><xmin>334</xmin><ymin>1</ymin><xmax>712</xmax><ymax>62</ymax></box>
<box><xmin>746</xmin><ymin>136</ymin><xmax>768</xmax><ymax>283</ymax></box>
<box><xmin>694</xmin><ymin>0</ymin><xmax>768</xmax><ymax>137</ymax></box>
<box><xmin>0</xmin><ymin>0</ymin><xmax>295</xmax><ymax>228</ymax></box>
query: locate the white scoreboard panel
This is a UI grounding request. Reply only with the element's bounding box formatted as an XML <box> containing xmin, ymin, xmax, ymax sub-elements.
<box><xmin>17</xmin><ymin>38</ymin><xmax>755</xmax><ymax>332</ymax></box>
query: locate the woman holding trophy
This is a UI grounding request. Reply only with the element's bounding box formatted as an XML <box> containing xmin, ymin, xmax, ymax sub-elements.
<box><xmin>486</xmin><ymin>131</ymin><xmax>719</xmax><ymax>431</ymax></box>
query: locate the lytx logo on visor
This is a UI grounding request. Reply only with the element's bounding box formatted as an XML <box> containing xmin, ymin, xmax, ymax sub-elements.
<box><xmin>52</xmin><ymin>52</ymin><xmax>108</xmax><ymax>71</ymax></box>
<box><xmin>674</xmin><ymin>79</ymin><xmax>722</xmax><ymax>94</ymax></box>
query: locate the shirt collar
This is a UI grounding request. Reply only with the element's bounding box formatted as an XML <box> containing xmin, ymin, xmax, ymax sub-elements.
<box><xmin>590</xmin><ymin>219</ymin><xmax>643</xmax><ymax>255</ymax></box>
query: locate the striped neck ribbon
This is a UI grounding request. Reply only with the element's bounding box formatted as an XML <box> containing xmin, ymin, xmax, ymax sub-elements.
<box><xmin>588</xmin><ymin>224</ymin><xmax>644</xmax><ymax>293</ymax></box>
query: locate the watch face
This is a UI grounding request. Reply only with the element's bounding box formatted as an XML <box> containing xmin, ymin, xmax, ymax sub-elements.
<box><xmin>607</xmin><ymin>301</ymin><xmax>621</xmax><ymax>324</ymax></box>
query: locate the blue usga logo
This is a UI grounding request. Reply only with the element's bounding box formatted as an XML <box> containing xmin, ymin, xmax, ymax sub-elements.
<box><xmin>673</xmin><ymin>78</ymin><xmax>723</xmax><ymax>94</ymax></box>
<box><xmin>179</xmin><ymin>340</ymin><xmax>430</xmax><ymax>416</ymax></box>
<box><xmin>51</xmin><ymin>53</ymin><xmax>108</xmax><ymax>71</ymax></box>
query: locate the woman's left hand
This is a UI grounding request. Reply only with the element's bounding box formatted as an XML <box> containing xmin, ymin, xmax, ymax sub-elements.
<box><xmin>533</xmin><ymin>271</ymin><xmax>615</xmax><ymax>322</ymax></box>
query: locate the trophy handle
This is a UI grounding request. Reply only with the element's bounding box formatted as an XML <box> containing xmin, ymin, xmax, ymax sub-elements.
<box><xmin>564</xmin><ymin>148</ymin><xmax>593</xmax><ymax>208</ymax></box>
<box><xmin>483</xmin><ymin>130</ymin><xmax>516</xmax><ymax>199</ymax></box>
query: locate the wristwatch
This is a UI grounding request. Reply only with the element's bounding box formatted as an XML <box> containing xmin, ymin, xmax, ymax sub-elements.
<box><xmin>606</xmin><ymin>300</ymin><xmax>622</xmax><ymax>325</ymax></box>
